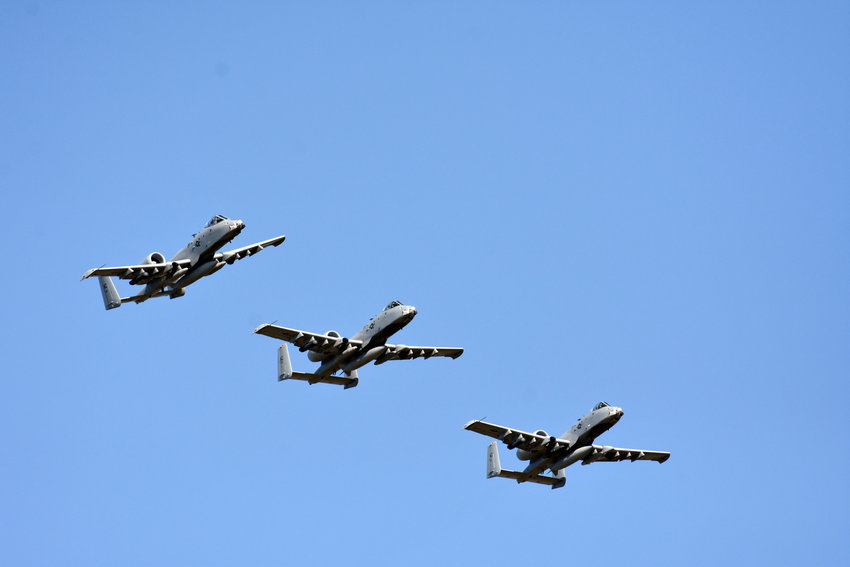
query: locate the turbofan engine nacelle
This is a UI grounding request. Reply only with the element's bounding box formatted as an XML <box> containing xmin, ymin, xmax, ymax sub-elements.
<box><xmin>140</xmin><ymin>252</ymin><xmax>165</xmax><ymax>265</ymax></box>
<box><xmin>516</xmin><ymin>430</ymin><xmax>549</xmax><ymax>461</ymax></box>
<box><xmin>129</xmin><ymin>252</ymin><xmax>168</xmax><ymax>284</ymax></box>
<box><xmin>308</xmin><ymin>331</ymin><xmax>340</xmax><ymax>362</ymax></box>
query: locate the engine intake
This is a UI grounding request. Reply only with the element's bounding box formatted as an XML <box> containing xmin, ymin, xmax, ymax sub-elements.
<box><xmin>129</xmin><ymin>252</ymin><xmax>168</xmax><ymax>285</ymax></box>
<box><xmin>140</xmin><ymin>252</ymin><xmax>165</xmax><ymax>265</ymax></box>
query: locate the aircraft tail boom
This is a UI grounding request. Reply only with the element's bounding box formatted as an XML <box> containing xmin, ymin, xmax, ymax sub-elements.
<box><xmin>486</xmin><ymin>442</ymin><xmax>565</xmax><ymax>489</ymax></box>
<box><xmin>277</xmin><ymin>344</ymin><xmax>358</xmax><ymax>388</ymax></box>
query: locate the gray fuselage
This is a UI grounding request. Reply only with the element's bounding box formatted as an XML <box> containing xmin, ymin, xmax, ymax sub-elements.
<box><xmin>557</xmin><ymin>403</ymin><xmax>624</xmax><ymax>450</ymax></box>
<box><xmin>139</xmin><ymin>216</ymin><xmax>244</xmax><ymax>298</ymax></box>
<box><xmin>311</xmin><ymin>302</ymin><xmax>418</xmax><ymax>377</ymax></box>
<box><xmin>516</xmin><ymin>403</ymin><xmax>624</xmax><ymax>474</ymax></box>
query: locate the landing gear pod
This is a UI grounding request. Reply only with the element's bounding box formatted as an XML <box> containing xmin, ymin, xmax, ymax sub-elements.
<box><xmin>278</xmin><ymin>343</ymin><xmax>293</xmax><ymax>381</ymax></box>
<box><xmin>97</xmin><ymin>276</ymin><xmax>121</xmax><ymax>310</ymax></box>
<box><xmin>550</xmin><ymin>469</ymin><xmax>566</xmax><ymax>490</ymax></box>
<box><xmin>342</xmin><ymin>370</ymin><xmax>359</xmax><ymax>390</ymax></box>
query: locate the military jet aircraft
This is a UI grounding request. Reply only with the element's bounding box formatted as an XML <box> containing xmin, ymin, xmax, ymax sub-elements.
<box><xmin>464</xmin><ymin>402</ymin><xmax>670</xmax><ymax>489</ymax></box>
<box><xmin>253</xmin><ymin>300</ymin><xmax>464</xmax><ymax>389</ymax></box>
<box><xmin>82</xmin><ymin>215</ymin><xmax>285</xmax><ymax>310</ymax></box>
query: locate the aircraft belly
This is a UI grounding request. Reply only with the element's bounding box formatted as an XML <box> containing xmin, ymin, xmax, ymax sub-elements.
<box><xmin>550</xmin><ymin>445</ymin><xmax>593</xmax><ymax>471</ymax></box>
<box><xmin>173</xmin><ymin>259</ymin><xmax>226</xmax><ymax>289</ymax></box>
<box><xmin>340</xmin><ymin>346</ymin><xmax>387</xmax><ymax>373</ymax></box>
<box><xmin>357</xmin><ymin>312</ymin><xmax>414</xmax><ymax>345</ymax></box>
<box><xmin>375</xmin><ymin>320</ymin><xmax>408</xmax><ymax>342</ymax></box>
<box><xmin>141</xmin><ymin>280</ymin><xmax>165</xmax><ymax>296</ymax></box>
<box><xmin>314</xmin><ymin>347</ymin><xmax>359</xmax><ymax>377</ymax></box>
<box><xmin>522</xmin><ymin>456</ymin><xmax>551</xmax><ymax>477</ymax></box>
<box><xmin>207</xmin><ymin>230</ymin><xmax>238</xmax><ymax>255</ymax></box>
<box><xmin>584</xmin><ymin>421</ymin><xmax>614</xmax><ymax>442</ymax></box>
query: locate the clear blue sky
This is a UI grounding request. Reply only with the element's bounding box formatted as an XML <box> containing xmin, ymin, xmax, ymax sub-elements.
<box><xmin>2</xmin><ymin>2</ymin><xmax>848</xmax><ymax>565</ymax></box>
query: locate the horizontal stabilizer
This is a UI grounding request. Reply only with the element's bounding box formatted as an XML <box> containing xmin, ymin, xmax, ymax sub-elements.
<box><xmin>276</xmin><ymin>346</ymin><xmax>358</xmax><ymax>389</ymax></box>
<box><xmin>485</xmin><ymin>442</ymin><xmax>565</xmax><ymax>489</ymax></box>
<box><xmin>493</xmin><ymin>468</ymin><xmax>566</xmax><ymax>489</ymax></box>
<box><xmin>285</xmin><ymin>371</ymin><xmax>359</xmax><ymax>389</ymax></box>
<box><xmin>96</xmin><ymin>278</ymin><xmax>169</xmax><ymax>308</ymax></box>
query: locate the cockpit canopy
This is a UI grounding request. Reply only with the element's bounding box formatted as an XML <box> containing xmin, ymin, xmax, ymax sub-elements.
<box><xmin>205</xmin><ymin>215</ymin><xmax>229</xmax><ymax>228</ymax></box>
<box><xmin>593</xmin><ymin>401</ymin><xmax>610</xmax><ymax>411</ymax></box>
<box><xmin>385</xmin><ymin>300</ymin><xmax>404</xmax><ymax>310</ymax></box>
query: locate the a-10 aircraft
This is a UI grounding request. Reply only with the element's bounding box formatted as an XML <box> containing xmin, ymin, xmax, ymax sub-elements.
<box><xmin>254</xmin><ymin>300</ymin><xmax>464</xmax><ymax>389</ymax></box>
<box><xmin>82</xmin><ymin>215</ymin><xmax>285</xmax><ymax>310</ymax></box>
<box><xmin>465</xmin><ymin>402</ymin><xmax>670</xmax><ymax>489</ymax></box>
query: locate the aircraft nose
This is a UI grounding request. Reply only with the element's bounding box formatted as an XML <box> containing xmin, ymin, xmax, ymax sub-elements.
<box><xmin>406</xmin><ymin>305</ymin><xmax>417</xmax><ymax>317</ymax></box>
<box><xmin>232</xmin><ymin>219</ymin><xmax>245</xmax><ymax>230</ymax></box>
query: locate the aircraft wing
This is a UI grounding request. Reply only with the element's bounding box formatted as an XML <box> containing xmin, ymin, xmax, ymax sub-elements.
<box><xmin>581</xmin><ymin>445</ymin><xmax>670</xmax><ymax>465</ymax></box>
<box><xmin>376</xmin><ymin>344</ymin><xmax>464</xmax><ymax>363</ymax></box>
<box><xmin>216</xmin><ymin>235</ymin><xmax>286</xmax><ymax>265</ymax></box>
<box><xmin>253</xmin><ymin>323</ymin><xmax>364</xmax><ymax>355</ymax></box>
<box><xmin>81</xmin><ymin>259</ymin><xmax>192</xmax><ymax>281</ymax></box>
<box><xmin>464</xmin><ymin>420</ymin><xmax>571</xmax><ymax>454</ymax></box>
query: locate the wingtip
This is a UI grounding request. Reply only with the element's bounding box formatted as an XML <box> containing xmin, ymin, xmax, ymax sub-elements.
<box><xmin>81</xmin><ymin>264</ymin><xmax>106</xmax><ymax>281</ymax></box>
